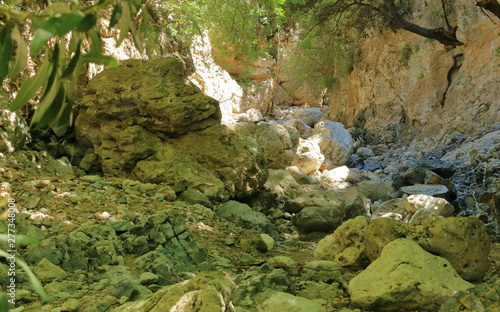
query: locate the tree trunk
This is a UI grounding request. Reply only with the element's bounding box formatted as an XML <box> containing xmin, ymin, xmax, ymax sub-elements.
<box><xmin>476</xmin><ymin>0</ymin><xmax>500</xmax><ymax>19</ymax></box>
<box><xmin>382</xmin><ymin>0</ymin><xmax>463</xmax><ymax>46</ymax></box>
<box><xmin>399</xmin><ymin>20</ymin><xmax>463</xmax><ymax>46</ymax></box>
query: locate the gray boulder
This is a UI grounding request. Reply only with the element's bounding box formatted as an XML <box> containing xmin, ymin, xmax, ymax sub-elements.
<box><xmin>240</xmin><ymin>123</ymin><xmax>299</xmax><ymax>169</ymax></box>
<box><xmin>216</xmin><ymin>201</ymin><xmax>270</xmax><ymax>231</ymax></box>
<box><xmin>293</xmin><ymin>206</ymin><xmax>344</xmax><ymax>233</ymax></box>
<box><xmin>292</xmin><ymin>107</ymin><xmax>324</xmax><ymax>127</ymax></box>
<box><xmin>400</xmin><ymin>184</ymin><xmax>449</xmax><ymax>198</ymax></box>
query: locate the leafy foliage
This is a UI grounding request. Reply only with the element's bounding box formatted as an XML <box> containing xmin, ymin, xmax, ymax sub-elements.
<box><xmin>283</xmin><ymin>0</ymin><xmax>464</xmax><ymax>93</ymax></box>
<box><xmin>0</xmin><ymin>0</ymin><xmax>289</xmax><ymax>130</ymax></box>
<box><xmin>0</xmin><ymin>0</ymin><xmax>149</xmax><ymax>131</ymax></box>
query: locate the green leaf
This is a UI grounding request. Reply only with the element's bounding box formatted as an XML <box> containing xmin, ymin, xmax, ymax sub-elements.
<box><xmin>0</xmin><ymin>234</ymin><xmax>39</xmax><ymax>246</ymax></box>
<box><xmin>52</xmin><ymin>97</ymin><xmax>73</xmax><ymax>129</ymax></box>
<box><xmin>130</xmin><ymin>0</ymin><xmax>143</xmax><ymax>13</ymax></box>
<box><xmin>131</xmin><ymin>28</ymin><xmax>143</xmax><ymax>52</ymax></box>
<box><xmin>30</xmin><ymin>10</ymin><xmax>86</xmax><ymax>55</ymax></box>
<box><xmin>31</xmin><ymin>83</ymin><xmax>63</xmax><ymax>128</ymax></box>
<box><xmin>109</xmin><ymin>4</ymin><xmax>123</xmax><ymax>29</ymax></box>
<box><xmin>61</xmin><ymin>41</ymin><xmax>81</xmax><ymax>79</ymax></box>
<box><xmin>9</xmin><ymin>57</ymin><xmax>51</xmax><ymax>111</ymax></box>
<box><xmin>0</xmin><ymin>24</ymin><xmax>13</xmax><ymax>83</ymax></box>
<box><xmin>43</xmin><ymin>43</ymin><xmax>61</xmax><ymax>95</ymax></box>
<box><xmin>82</xmin><ymin>52</ymin><xmax>119</xmax><ymax>67</ymax></box>
<box><xmin>0</xmin><ymin>292</ymin><xmax>9</xmax><ymax>312</ymax></box>
<box><xmin>139</xmin><ymin>5</ymin><xmax>150</xmax><ymax>34</ymax></box>
<box><xmin>30</xmin><ymin>28</ymin><xmax>52</xmax><ymax>56</ymax></box>
<box><xmin>116</xmin><ymin>2</ymin><xmax>132</xmax><ymax>47</ymax></box>
<box><xmin>53</xmin><ymin>11</ymin><xmax>86</xmax><ymax>36</ymax></box>
<box><xmin>76</xmin><ymin>13</ymin><xmax>98</xmax><ymax>32</ymax></box>
<box><xmin>87</xmin><ymin>29</ymin><xmax>103</xmax><ymax>55</ymax></box>
<box><xmin>8</xmin><ymin>25</ymin><xmax>29</xmax><ymax>78</ymax></box>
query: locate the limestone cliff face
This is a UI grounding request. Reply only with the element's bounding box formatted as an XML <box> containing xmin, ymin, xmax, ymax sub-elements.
<box><xmin>327</xmin><ymin>0</ymin><xmax>500</xmax><ymax>147</ymax></box>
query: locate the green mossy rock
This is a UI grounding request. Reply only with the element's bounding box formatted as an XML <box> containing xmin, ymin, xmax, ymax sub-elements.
<box><xmin>110</xmin><ymin>272</ymin><xmax>237</xmax><ymax>312</ymax></box>
<box><xmin>314</xmin><ymin>216</ymin><xmax>369</xmax><ymax>267</ymax></box>
<box><xmin>259</xmin><ymin>291</ymin><xmax>328</xmax><ymax>312</ymax></box>
<box><xmin>75</xmin><ymin>58</ymin><xmax>267</xmax><ymax>200</ymax></box>
<box><xmin>349</xmin><ymin>239</ymin><xmax>474</xmax><ymax>311</ymax></box>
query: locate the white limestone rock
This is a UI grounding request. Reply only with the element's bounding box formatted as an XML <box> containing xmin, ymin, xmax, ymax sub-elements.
<box><xmin>291</xmin><ymin>138</ymin><xmax>325</xmax><ymax>175</ymax></box>
<box><xmin>310</xmin><ymin>121</ymin><xmax>353</xmax><ymax>166</ymax></box>
<box><xmin>405</xmin><ymin>194</ymin><xmax>454</xmax><ymax>216</ymax></box>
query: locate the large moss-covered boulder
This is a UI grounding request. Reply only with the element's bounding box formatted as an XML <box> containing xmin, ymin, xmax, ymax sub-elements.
<box><xmin>75</xmin><ymin>58</ymin><xmax>267</xmax><ymax>200</ymax></box>
<box><xmin>349</xmin><ymin>239</ymin><xmax>474</xmax><ymax>311</ymax></box>
<box><xmin>415</xmin><ymin>217</ymin><xmax>490</xmax><ymax>282</ymax></box>
<box><xmin>76</xmin><ymin>58</ymin><xmax>220</xmax><ymax>140</ymax></box>
<box><xmin>364</xmin><ymin>217</ymin><xmax>490</xmax><ymax>282</ymax></box>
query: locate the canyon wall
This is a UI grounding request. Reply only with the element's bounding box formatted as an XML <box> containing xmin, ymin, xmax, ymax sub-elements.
<box><xmin>327</xmin><ymin>0</ymin><xmax>499</xmax><ymax>148</ymax></box>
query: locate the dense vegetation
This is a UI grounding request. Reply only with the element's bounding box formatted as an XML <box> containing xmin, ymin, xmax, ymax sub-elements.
<box><xmin>1</xmin><ymin>0</ymin><xmax>498</xmax><ymax>130</ymax></box>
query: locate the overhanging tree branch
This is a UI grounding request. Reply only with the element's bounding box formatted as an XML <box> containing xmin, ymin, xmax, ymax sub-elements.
<box><xmin>476</xmin><ymin>0</ymin><xmax>500</xmax><ymax>19</ymax></box>
<box><xmin>310</xmin><ymin>0</ymin><xmax>463</xmax><ymax>47</ymax></box>
<box><xmin>381</xmin><ymin>0</ymin><xmax>462</xmax><ymax>46</ymax></box>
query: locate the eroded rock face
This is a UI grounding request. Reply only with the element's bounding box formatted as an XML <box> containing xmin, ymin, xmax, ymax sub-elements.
<box><xmin>328</xmin><ymin>1</ymin><xmax>500</xmax><ymax>147</ymax></box>
<box><xmin>349</xmin><ymin>239</ymin><xmax>474</xmax><ymax>311</ymax></box>
<box><xmin>76</xmin><ymin>58</ymin><xmax>221</xmax><ymax>140</ymax></box>
<box><xmin>75</xmin><ymin>58</ymin><xmax>267</xmax><ymax>200</ymax></box>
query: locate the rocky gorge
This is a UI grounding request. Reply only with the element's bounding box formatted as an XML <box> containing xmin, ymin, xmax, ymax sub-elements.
<box><xmin>0</xmin><ymin>51</ymin><xmax>499</xmax><ymax>311</ymax></box>
<box><xmin>0</xmin><ymin>0</ymin><xmax>499</xmax><ymax>311</ymax></box>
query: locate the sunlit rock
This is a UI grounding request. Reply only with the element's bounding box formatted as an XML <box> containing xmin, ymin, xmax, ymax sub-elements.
<box><xmin>291</xmin><ymin>138</ymin><xmax>324</xmax><ymax>175</ymax></box>
<box><xmin>365</xmin><ymin>216</ymin><xmax>491</xmax><ymax>281</ymax></box>
<box><xmin>405</xmin><ymin>194</ymin><xmax>454</xmax><ymax>216</ymax></box>
<box><xmin>310</xmin><ymin>120</ymin><xmax>353</xmax><ymax>166</ymax></box>
<box><xmin>349</xmin><ymin>239</ymin><xmax>474</xmax><ymax>311</ymax></box>
<box><xmin>111</xmin><ymin>272</ymin><xmax>237</xmax><ymax>312</ymax></box>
